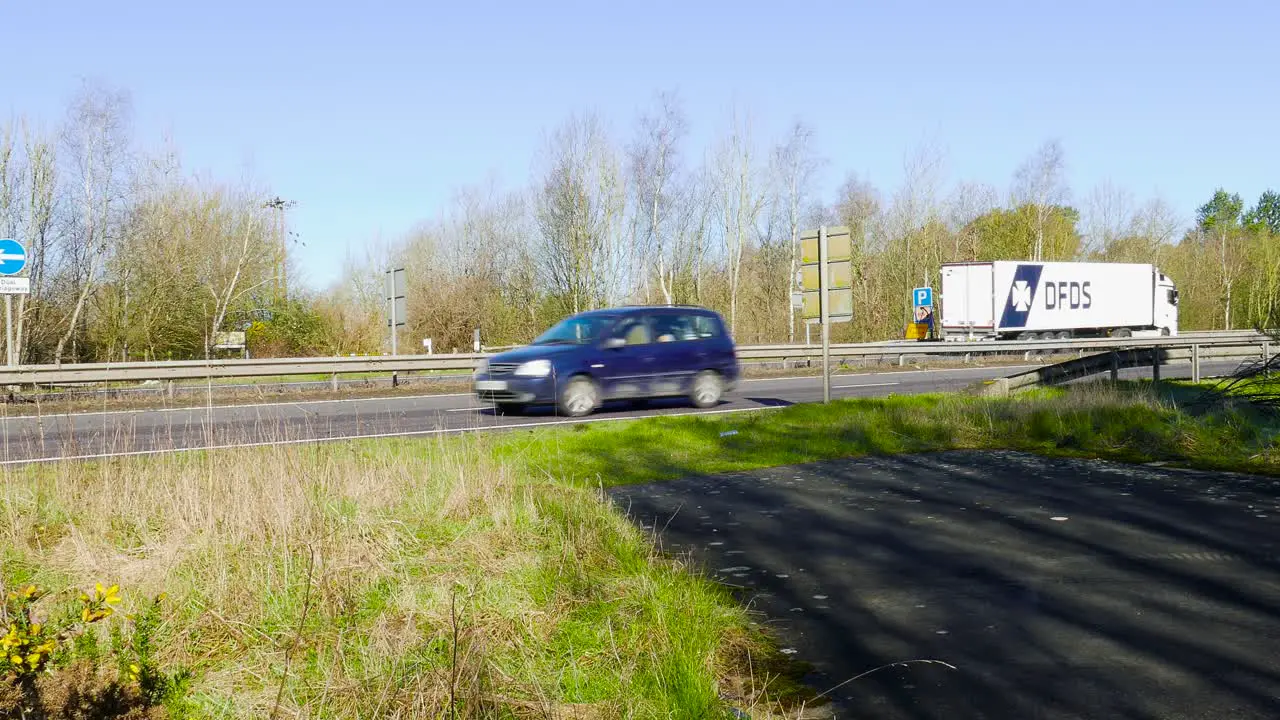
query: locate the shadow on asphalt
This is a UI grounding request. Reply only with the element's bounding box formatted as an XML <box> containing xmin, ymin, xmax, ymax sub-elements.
<box><xmin>608</xmin><ymin>451</ymin><xmax>1280</xmax><ymax>719</ymax></box>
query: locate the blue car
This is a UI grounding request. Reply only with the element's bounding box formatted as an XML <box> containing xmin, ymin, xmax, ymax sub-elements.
<box><xmin>472</xmin><ymin>306</ymin><xmax>740</xmax><ymax>417</ymax></box>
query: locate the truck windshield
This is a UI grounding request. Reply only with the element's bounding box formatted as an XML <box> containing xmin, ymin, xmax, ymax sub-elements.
<box><xmin>530</xmin><ymin>315</ymin><xmax>616</xmax><ymax>345</ymax></box>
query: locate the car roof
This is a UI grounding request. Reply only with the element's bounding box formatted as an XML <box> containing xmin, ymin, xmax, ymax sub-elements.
<box><xmin>610</xmin><ymin>304</ymin><xmax>718</xmax><ymax>314</ymax></box>
<box><xmin>565</xmin><ymin>305</ymin><xmax>722</xmax><ymax>321</ymax></box>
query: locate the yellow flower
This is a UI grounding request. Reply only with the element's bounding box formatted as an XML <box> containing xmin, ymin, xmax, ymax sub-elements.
<box><xmin>25</xmin><ymin>653</ymin><xmax>39</xmax><ymax>667</ymax></box>
<box><xmin>81</xmin><ymin>607</ymin><xmax>92</xmax><ymax>623</ymax></box>
<box><xmin>22</xmin><ymin>585</ymin><xmax>36</xmax><ymax>599</ymax></box>
<box><xmin>95</xmin><ymin>583</ymin><xmax>121</xmax><ymax>606</ymax></box>
<box><xmin>29</xmin><ymin>624</ymin><xmax>40</xmax><ymax>635</ymax></box>
<box><xmin>8</xmin><ymin>655</ymin><xmax>20</xmax><ymax>665</ymax></box>
<box><xmin>79</xmin><ymin>593</ymin><xmax>90</xmax><ymax>604</ymax></box>
<box><xmin>129</xmin><ymin>663</ymin><xmax>140</xmax><ymax>674</ymax></box>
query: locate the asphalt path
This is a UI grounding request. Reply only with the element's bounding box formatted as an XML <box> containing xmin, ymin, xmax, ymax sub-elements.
<box><xmin>0</xmin><ymin>359</ymin><xmax>1243</xmax><ymax>464</ymax></box>
<box><xmin>609</xmin><ymin>451</ymin><xmax>1280</xmax><ymax>719</ymax></box>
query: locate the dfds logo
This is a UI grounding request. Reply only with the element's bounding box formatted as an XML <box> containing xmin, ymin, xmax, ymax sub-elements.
<box><xmin>999</xmin><ymin>264</ymin><xmax>1096</xmax><ymax>329</ymax></box>
<box><xmin>1044</xmin><ymin>281</ymin><xmax>1092</xmax><ymax>310</ymax></box>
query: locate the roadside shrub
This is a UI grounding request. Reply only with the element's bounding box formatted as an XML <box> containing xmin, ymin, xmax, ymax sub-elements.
<box><xmin>0</xmin><ymin>582</ymin><xmax>186</xmax><ymax>719</ymax></box>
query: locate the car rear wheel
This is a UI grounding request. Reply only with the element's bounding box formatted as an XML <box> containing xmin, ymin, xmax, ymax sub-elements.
<box><xmin>558</xmin><ymin>376</ymin><xmax>599</xmax><ymax>418</ymax></box>
<box><xmin>690</xmin><ymin>371</ymin><xmax>723</xmax><ymax>409</ymax></box>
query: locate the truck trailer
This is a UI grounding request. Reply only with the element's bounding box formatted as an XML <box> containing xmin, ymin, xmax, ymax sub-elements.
<box><xmin>939</xmin><ymin>260</ymin><xmax>1178</xmax><ymax>340</ymax></box>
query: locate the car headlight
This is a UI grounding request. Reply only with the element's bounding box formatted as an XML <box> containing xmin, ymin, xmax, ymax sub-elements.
<box><xmin>514</xmin><ymin>359</ymin><xmax>552</xmax><ymax>377</ymax></box>
<box><xmin>473</xmin><ymin>359</ymin><xmax>488</xmax><ymax>377</ymax></box>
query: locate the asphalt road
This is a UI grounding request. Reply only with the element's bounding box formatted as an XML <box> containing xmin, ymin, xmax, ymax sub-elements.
<box><xmin>609</xmin><ymin>451</ymin><xmax>1280</xmax><ymax>719</ymax></box>
<box><xmin>0</xmin><ymin>359</ymin><xmax>1243</xmax><ymax>464</ymax></box>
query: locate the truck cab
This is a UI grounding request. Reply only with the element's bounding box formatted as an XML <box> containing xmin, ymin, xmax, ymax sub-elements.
<box><xmin>1154</xmin><ymin>271</ymin><xmax>1178</xmax><ymax>336</ymax></box>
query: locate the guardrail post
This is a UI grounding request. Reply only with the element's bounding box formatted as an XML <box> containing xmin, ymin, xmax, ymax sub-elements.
<box><xmin>898</xmin><ymin>354</ymin><xmax>905</xmax><ymax>367</ymax></box>
<box><xmin>1192</xmin><ymin>344</ymin><xmax>1201</xmax><ymax>384</ymax></box>
<box><xmin>1265</xmin><ymin>340</ymin><xmax>1272</xmax><ymax>378</ymax></box>
<box><xmin>1110</xmin><ymin>351</ymin><xmax>1119</xmax><ymax>382</ymax></box>
<box><xmin>330</xmin><ymin>373</ymin><xmax>339</xmax><ymax>392</ymax></box>
<box><xmin>1151</xmin><ymin>350</ymin><xmax>1161</xmax><ymax>383</ymax></box>
<box><xmin>165</xmin><ymin>380</ymin><xmax>175</xmax><ymax>399</ymax></box>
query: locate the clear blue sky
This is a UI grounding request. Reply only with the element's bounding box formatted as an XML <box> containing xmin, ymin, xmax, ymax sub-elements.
<box><xmin>2</xmin><ymin>0</ymin><xmax>1275</xmax><ymax>289</ymax></box>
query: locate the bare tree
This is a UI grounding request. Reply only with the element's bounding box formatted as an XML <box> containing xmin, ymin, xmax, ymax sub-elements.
<box><xmin>200</xmin><ymin>192</ymin><xmax>274</xmax><ymax>357</ymax></box>
<box><xmin>54</xmin><ymin>82</ymin><xmax>134</xmax><ymax>363</ymax></box>
<box><xmin>945</xmin><ymin>181</ymin><xmax>997</xmax><ymax>260</ymax></box>
<box><xmin>712</xmin><ymin>109</ymin><xmax>767</xmax><ymax>334</ymax></box>
<box><xmin>0</xmin><ymin>120</ymin><xmax>59</xmax><ymax>363</ymax></box>
<box><xmin>1012</xmin><ymin>139</ymin><xmax>1069</xmax><ymax>261</ymax></box>
<box><xmin>628</xmin><ymin>91</ymin><xmax>687</xmax><ymax>305</ymax></box>
<box><xmin>534</xmin><ymin>113</ymin><xmax>627</xmax><ymax>315</ymax></box>
<box><xmin>1083</xmin><ymin>179</ymin><xmax>1135</xmax><ymax>257</ymax></box>
<box><xmin>770</xmin><ymin>121</ymin><xmax>822</xmax><ymax>343</ymax></box>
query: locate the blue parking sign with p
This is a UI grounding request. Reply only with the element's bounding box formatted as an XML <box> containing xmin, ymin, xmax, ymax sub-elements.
<box><xmin>913</xmin><ymin>287</ymin><xmax>932</xmax><ymax>307</ymax></box>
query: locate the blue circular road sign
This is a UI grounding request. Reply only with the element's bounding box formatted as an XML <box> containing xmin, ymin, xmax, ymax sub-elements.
<box><xmin>0</xmin><ymin>239</ymin><xmax>27</xmax><ymax>276</ymax></box>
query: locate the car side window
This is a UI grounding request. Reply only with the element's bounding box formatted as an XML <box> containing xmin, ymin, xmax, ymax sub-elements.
<box><xmin>691</xmin><ymin>314</ymin><xmax>721</xmax><ymax>339</ymax></box>
<box><xmin>656</xmin><ymin>314</ymin><xmax>697</xmax><ymax>342</ymax></box>
<box><xmin>613</xmin><ymin>317</ymin><xmax>653</xmax><ymax>345</ymax></box>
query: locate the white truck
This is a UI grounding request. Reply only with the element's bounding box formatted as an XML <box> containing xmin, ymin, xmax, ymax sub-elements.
<box><xmin>939</xmin><ymin>260</ymin><xmax>1179</xmax><ymax>340</ymax></box>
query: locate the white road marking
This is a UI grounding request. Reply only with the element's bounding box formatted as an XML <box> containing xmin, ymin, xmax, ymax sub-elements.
<box><xmin>0</xmin><ymin>405</ymin><xmax>787</xmax><ymax>466</ymax></box>
<box><xmin>833</xmin><ymin>382</ymin><xmax>900</xmax><ymax>389</ymax></box>
<box><xmin>446</xmin><ymin>407</ymin><xmax>481</xmax><ymax>413</ymax></box>
<box><xmin>741</xmin><ymin>364</ymin><xmax>1041</xmax><ymax>383</ymax></box>
<box><xmin>0</xmin><ymin>392</ymin><xmax>475</xmax><ymax>421</ymax></box>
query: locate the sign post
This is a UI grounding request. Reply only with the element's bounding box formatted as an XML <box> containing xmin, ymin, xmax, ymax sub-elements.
<box><xmin>799</xmin><ymin>226</ymin><xmax>853</xmax><ymax>403</ymax></box>
<box><xmin>385</xmin><ymin>268</ymin><xmax>406</xmax><ymax>355</ymax></box>
<box><xmin>909</xmin><ymin>286</ymin><xmax>934</xmax><ymax>341</ymax></box>
<box><xmin>0</xmin><ymin>239</ymin><xmax>30</xmax><ymax>367</ymax></box>
<box><xmin>385</xmin><ymin>268</ymin><xmax>406</xmax><ymax>387</ymax></box>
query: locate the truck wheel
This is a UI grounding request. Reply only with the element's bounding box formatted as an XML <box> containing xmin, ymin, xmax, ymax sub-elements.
<box><xmin>1112</xmin><ymin>328</ymin><xmax>1132</xmax><ymax>339</ymax></box>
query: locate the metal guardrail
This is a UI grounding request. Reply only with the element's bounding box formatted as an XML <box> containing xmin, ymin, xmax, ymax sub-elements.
<box><xmin>977</xmin><ymin>342</ymin><xmax>1270</xmax><ymax>397</ymax></box>
<box><xmin>0</xmin><ymin>331</ymin><xmax>1270</xmax><ymax>388</ymax></box>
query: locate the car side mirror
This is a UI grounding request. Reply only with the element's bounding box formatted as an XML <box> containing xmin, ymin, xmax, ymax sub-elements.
<box><xmin>602</xmin><ymin>337</ymin><xmax>626</xmax><ymax>350</ymax></box>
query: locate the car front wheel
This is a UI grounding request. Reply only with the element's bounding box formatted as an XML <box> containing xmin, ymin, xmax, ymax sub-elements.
<box><xmin>558</xmin><ymin>376</ymin><xmax>599</xmax><ymax>417</ymax></box>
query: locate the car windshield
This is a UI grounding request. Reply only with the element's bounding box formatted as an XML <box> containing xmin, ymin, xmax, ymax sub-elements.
<box><xmin>530</xmin><ymin>315</ymin><xmax>615</xmax><ymax>345</ymax></box>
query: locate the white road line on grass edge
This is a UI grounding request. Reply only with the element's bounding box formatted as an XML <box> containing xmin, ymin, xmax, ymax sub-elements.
<box><xmin>0</xmin><ymin>392</ymin><xmax>475</xmax><ymax>421</ymax></box>
<box><xmin>0</xmin><ymin>405</ymin><xmax>787</xmax><ymax>466</ymax></box>
<box><xmin>741</xmin><ymin>364</ymin><xmax>1041</xmax><ymax>383</ymax></box>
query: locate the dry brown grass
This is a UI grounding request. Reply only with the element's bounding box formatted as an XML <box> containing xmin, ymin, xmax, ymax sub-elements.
<box><xmin>0</xmin><ymin>437</ymin><xmax>821</xmax><ymax>719</ymax></box>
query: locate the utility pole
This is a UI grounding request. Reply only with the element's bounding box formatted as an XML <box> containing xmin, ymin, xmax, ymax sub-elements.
<box><xmin>263</xmin><ymin>197</ymin><xmax>296</xmax><ymax>302</ymax></box>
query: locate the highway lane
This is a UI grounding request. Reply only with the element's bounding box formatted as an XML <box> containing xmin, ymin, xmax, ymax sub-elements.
<box><xmin>0</xmin><ymin>359</ymin><xmax>1245</xmax><ymax>464</ymax></box>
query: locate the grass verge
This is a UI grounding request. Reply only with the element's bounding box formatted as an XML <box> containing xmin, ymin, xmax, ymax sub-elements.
<box><xmin>473</xmin><ymin>382</ymin><xmax>1280</xmax><ymax>486</ymax></box>
<box><xmin>1</xmin><ymin>383</ymin><xmax>1276</xmax><ymax>717</ymax></box>
<box><xmin>0</xmin><ymin>437</ymin><xmax>814</xmax><ymax>718</ymax></box>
